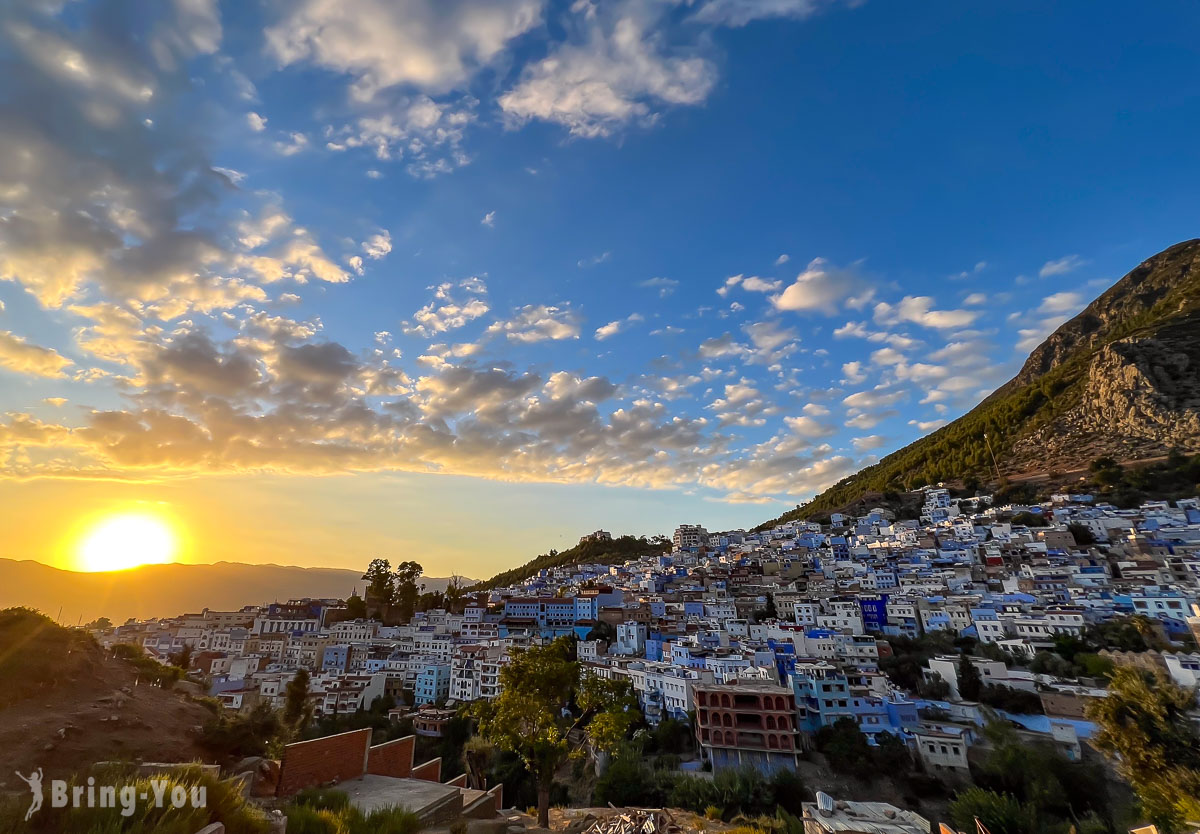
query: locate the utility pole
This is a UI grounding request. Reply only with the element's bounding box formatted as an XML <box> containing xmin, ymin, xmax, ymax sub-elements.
<box><xmin>983</xmin><ymin>432</ymin><xmax>1001</xmax><ymax>484</ymax></box>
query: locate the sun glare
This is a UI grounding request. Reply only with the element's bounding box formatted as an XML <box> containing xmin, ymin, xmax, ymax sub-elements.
<box><xmin>76</xmin><ymin>513</ymin><xmax>179</xmax><ymax>572</ymax></box>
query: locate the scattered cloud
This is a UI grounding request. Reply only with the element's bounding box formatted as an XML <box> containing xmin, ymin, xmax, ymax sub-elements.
<box><xmin>1038</xmin><ymin>291</ymin><xmax>1084</xmax><ymax>315</ymax></box>
<box><xmin>481</xmin><ymin>211</ymin><xmax>496</xmax><ymax>227</ymax></box>
<box><xmin>498</xmin><ymin>1</ymin><xmax>716</xmax><ymax>138</ymax></box>
<box><xmin>362</xmin><ymin>230</ymin><xmax>392</xmax><ymax>260</ymax></box>
<box><xmin>851</xmin><ymin>434</ymin><xmax>887</xmax><ymax>452</ymax></box>
<box><xmin>486</xmin><ymin>304</ymin><xmax>582</xmax><ymax>343</ymax></box>
<box><xmin>638</xmin><ymin>276</ymin><xmax>678</xmax><ymax>297</ymax></box>
<box><xmin>873</xmin><ymin>296</ymin><xmax>978</xmax><ymax>330</ymax></box>
<box><xmin>1039</xmin><ymin>254</ymin><xmax>1086</xmax><ymax>277</ymax></box>
<box><xmin>247</xmin><ymin>111</ymin><xmax>268</xmax><ymax>132</ymax></box>
<box><xmin>578</xmin><ymin>251</ymin><xmax>612</xmax><ymax>268</ymax></box>
<box><xmin>266</xmin><ymin>0</ymin><xmax>545</xmax><ymax>99</ymax></box>
<box><xmin>0</xmin><ymin>331</ymin><xmax>73</xmax><ymax>378</ymax></box>
<box><xmin>772</xmin><ymin>258</ymin><xmax>868</xmax><ymax>315</ymax></box>
<box><xmin>595</xmin><ymin>312</ymin><xmax>644</xmax><ymax>341</ymax></box>
<box><xmin>402</xmin><ymin>278</ymin><xmax>490</xmax><ymax>337</ymax></box>
<box><xmin>691</xmin><ymin>0</ymin><xmax>850</xmax><ymax>27</ymax></box>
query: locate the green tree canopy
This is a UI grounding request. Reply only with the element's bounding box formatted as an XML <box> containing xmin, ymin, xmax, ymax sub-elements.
<box><xmin>1087</xmin><ymin>668</ymin><xmax>1200</xmax><ymax>832</ymax></box>
<box><xmin>473</xmin><ymin>637</ymin><xmax>639</xmax><ymax>828</ymax></box>
<box><xmin>958</xmin><ymin>653</ymin><xmax>984</xmax><ymax>701</ymax></box>
<box><xmin>284</xmin><ymin>668</ymin><xmax>312</xmax><ymax>729</ymax></box>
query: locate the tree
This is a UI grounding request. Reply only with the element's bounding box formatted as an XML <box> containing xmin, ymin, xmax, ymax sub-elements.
<box><xmin>1067</xmin><ymin>522</ymin><xmax>1097</xmax><ymax>546</ymax></box>
<box><xmin>284</xmin><ymin>669</ymin><xmax>312</xmax><ymax>729</ymax></box>
<box><xmin>344</xmin><ymin>592</ymin><xmax>367</xmax><ymax>620</ymax></box>
<box><xmin>393</xmin><ymin>561</ymin><xmax>424</xmax><ymax>623</ymax></box>
<box><xmin>1087</xmin><ymin>668</ymin><xmax>1200</xmax><ymax>832</ymax></box>
<box><xmin>474</xmin><ymin>637</ymin><xmax>638</xmax><ymax>828</ymax></box>
<box><xmin>170</xmin><ymin>643</ymin><xmax>193</xmax><ymax>671</ymax></box>
<box><xmin>85</xmin><ymin>616</ymin><xmax>112</xmax><ymax>630</ymax></box>
<box><xmin>815</xmin><ymin>718</ymin><xmax>874</xmax><ymax>780</ymax></box>
<box><xmin>577</xmin><ymin>673</ymin><xmax>639</xmax><ymax>754</ymax></box>
<box><xmin>363</xmin><ymin>559</ymin><xmax>394</xmax><ymax>616</ymax></box>
<box><xmin>958</xmin><ymin>653</ymin><xmax>983</xmax><ymax>701</ymax></box>
<box><xmin>474</xmin><ymin>638</ymin><xmax>576</xmax><ymax>827</ymax></box>
<box><xmin>444</xmin><ymin>578</ymin><xmax>466</xmax><ymax>615</ymax></box>
<box><xmin>948</xmin><ymin>788</ymin><xmax>1036</xmax><ymax>834</ymax></box>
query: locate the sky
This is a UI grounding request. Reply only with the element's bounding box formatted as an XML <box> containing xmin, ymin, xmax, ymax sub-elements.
<box><xmin>1</xmin><ymin>0</ymin><xmax>1199</xmax><ymax>580</ymax></box>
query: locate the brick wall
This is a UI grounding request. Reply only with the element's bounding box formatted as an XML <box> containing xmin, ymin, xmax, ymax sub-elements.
<box><xmin>411</xmin><ymin>757</ymin><xmax>442</xmax><ymax>782</ymax></box>
<box><xmin>277</xmin><ymin>728</ymin><xmax>372</xmax><ymax>796</ymax></box>
<box><xmin>366</xmin><ymin>735</ymin><xmax>416</xmax><ymax>778</ymax></box>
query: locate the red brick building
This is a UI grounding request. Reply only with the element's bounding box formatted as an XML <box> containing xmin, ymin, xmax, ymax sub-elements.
<box><xmin>694</xmin><ymin>680</ymin><xmax>800</xmax><ymax>773</ymax></box>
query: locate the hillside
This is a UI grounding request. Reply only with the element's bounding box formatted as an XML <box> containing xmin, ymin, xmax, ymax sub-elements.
<box><xmin>0</xmin><ymin>559</ymin><xmax>474</xmax><ymax>624</ymax></box>
<box><xmin>759</xmin><ymin>239</ymin><xmax>1200</xmax><ymax>527</ymax></box>
<box><xmin>473</xmin><ymin>534</ymin><xmax>668</xmax><ymax>590</ymax></box>
<box><xmin>0</xmin><ymin>608</ymin><xmax>216</xmax><ymax>780</ymax></box>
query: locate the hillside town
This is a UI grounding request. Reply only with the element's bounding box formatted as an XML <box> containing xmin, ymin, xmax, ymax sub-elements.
<box><xmin>79</xmin><ymin>484</ymin><xmax>1200</xmax><ymax>833</ymax></box>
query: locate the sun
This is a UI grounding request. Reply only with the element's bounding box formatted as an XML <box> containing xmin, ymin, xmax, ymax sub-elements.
<box><xmin>76</xmin><ymin>513</ymin><xmax>179</xmax><ymax>572</ymax></box>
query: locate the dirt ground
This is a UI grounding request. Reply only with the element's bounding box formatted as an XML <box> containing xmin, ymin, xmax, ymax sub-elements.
<box><xmin>0</xmin><ymin>649</ymin><xmax>216</xmax><ymax>795</ymax></box>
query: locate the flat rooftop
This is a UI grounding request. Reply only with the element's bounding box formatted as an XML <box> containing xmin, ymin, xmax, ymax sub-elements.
<box><xmin>338</xmin><ymin>775</ymin><xmax>460</xmax><ymax>818</ymax></box>
<box><xmin>802</xmin><ymin>800</ymin><xmax>930</xmax><ymax>834</ymax></box>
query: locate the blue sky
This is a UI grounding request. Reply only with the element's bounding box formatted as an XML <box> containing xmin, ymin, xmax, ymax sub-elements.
<box><xmin>1</xmin><ymin>0</ymin><xmax>1198</xmax><ymax>576</ymax></box>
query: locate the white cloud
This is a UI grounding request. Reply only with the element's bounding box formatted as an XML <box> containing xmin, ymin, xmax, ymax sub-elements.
<box><xmin>851</xmin><ymin>434</ymin><xmax>887</xmax><ymax>452</ymax></box>
<box><xmin>742</xmin><ymin>275</ymin><xmax>783</xmax><ymax>292</ymax></box>
<box><xmin>481</xmin><ymin>210</ymin><xmax>496</xmax><ymax>227</ymax></box>
<box><xmin>1016</xmin><ymin>315</ymin><xmax>1068</xmax><ymax>352</ymax></box>
<box><xmin>498</xmin><ymin>1</ymin><xmax>716</xmax><ymax>138</ymax></box>
<box><xmin>246</xmin><ymin>111</ymin><xmax>268</xmax><ymax>132</ymax></box>
<box><xmin>691</xmin><ymin>0</ymin><xmax>845</xmax><ymax>27</ymax></box>
<box><xmin>771</xmin><ymin>258</ymin><xmax>867</xmax><ymax>315</ymax></box>
<box><xmin>578</xmin><ymin>251</ymin><xmax>612</xmax><ymax>268</ymax></box>
<box><xmin>402</xmin><ymin>278</ymin><xmax>490</xmax><ymax>337</ymax></box>
<box><xmin>784</xmin><ymin>415</ymin><xmax>836</xmax><ymax>439</ymax></box>
<box><xmin>949</xmin><ymin>261</ymin><xmax>987</xmax><ymax>280</ymax></box>
<box><xmin>1038</xmin><ymin>291</ymin><xmax>1083</xmax><ymax>314</ymax></box>
<box><xmin>594</xmin><ymin>312</ymin><xmax>643</xmax><ymax>341</ymax></box>
<box><xmin>487</xmin><ymin>304</ymin><xmax>581</xmax><ymax>343</ymax></box>
<box><xmin>963</xmin><ymin>292</ymin><xmax>987</xmax><ymax>306</ymax></box>
<box><xmin>873</xmin><ymin>295</ymin><xmax>978</xmax><ymax>330</ymax></box>
<box><xmin>0</xmin><ymin>331</ymin><xmax>73</xmax><ymax>377</ymax></box>
<box><xmin>266</xmin><ymin>0</ymin><xmax>545</xmax><ymax>99</ymax></box>
<box><xmin>362</xmin><ymin>230</ymin><xmax>392</xmax><ymax>259</ymax></box>
<box><xmin>322</xmin><ymin>96</ymin><xmax>477</xmax><ymax>177</ymax></box>
<box><xmin>638</xmin><ymin>276</ymin><xmax>678</xmax><ymax>297</ymax></box>
<box><xmin>870</xmin><ymin>347</ymin><xmax>905</xmax><ymax>366</ymax></box>
<box><xmin>841</xmin><ymin>361</ymin><xmax>866</xmax><ymax>384</ymax></box>
<box><xmin>274</xmin><ymin>131</ymin><xmax>309</xmax><ymax>156</ymax></box>
<box><xmin>1039</xmin><ymin>254</ymin><xmax>1085</xmax><ymax>277</ymax></box>
<box><xmin>774</xmin><ymin>253</ymin><xmax>789</xmax><ymax>266</ymax></box>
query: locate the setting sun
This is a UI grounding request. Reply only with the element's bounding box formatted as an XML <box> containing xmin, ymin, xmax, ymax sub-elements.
<box><xmin>76</xmin><ymin>513</ymin><xmax>179</xmax><ymax>572</ymax></box>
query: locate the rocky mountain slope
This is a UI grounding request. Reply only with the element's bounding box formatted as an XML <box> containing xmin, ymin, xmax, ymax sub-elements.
<box><xmin>760</xmin><ymin>239</ymin><xmax>1200</xmax><ymax>525</ymax></box>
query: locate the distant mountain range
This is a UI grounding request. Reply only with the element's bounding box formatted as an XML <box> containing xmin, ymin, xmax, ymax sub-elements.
<box><xmin>0</xmin><ymin>558</ymin><xmax>475</xmax><ymax>624</ymax></box>
<box><xmin>760</xmin><ymin>239</ymin><xmax>1200</xmax><ymax>527</ymax></box>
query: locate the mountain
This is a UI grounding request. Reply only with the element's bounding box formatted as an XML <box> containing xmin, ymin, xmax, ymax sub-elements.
<box><xmin>472</xmin><ymin>534</ymin><xmax>668</xmax><ymax>590</ymax></box>
<box><xmin>760</xmin><ymin>239</ymin><xmax>1200</xmax><ymax>526</ymax></box>
<box><xmin>0</xmin><ymin>559</ymin><xmax>475</xmax><ymax>624</ymax></box>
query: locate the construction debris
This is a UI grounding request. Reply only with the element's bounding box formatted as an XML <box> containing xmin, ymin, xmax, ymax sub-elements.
<box><xmin>581</xmin><ymin>808</ymin><xmax>682</xmax><ymax>834</ymax></box>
